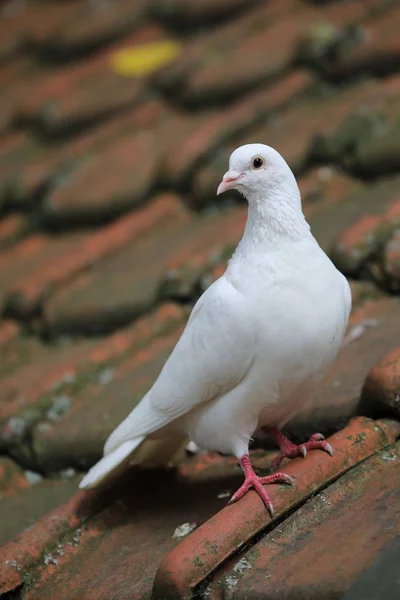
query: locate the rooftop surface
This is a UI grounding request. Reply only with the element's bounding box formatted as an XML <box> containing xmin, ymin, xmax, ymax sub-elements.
<box><xmin>0</xmin><ymin>0</ymin><xmax>400</xmax><ymax>598</ymax></box>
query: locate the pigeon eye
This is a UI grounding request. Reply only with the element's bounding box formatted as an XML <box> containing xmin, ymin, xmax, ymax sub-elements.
<box><xmin>252</xmin><ymin>156</ymin><xmax>264</xmax><ymax>169</ymax></box>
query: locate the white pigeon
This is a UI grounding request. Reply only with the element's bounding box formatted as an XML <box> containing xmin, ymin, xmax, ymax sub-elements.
<box><xmin>80</xmin><ymin>143</ymin><xmax>351</xmax><ymax>515</ymax></box>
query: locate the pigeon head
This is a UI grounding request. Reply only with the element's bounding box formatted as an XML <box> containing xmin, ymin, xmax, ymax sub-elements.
<box><xmin>217</xmin><ymin>144</ymin><xmax>299</xmax><ymax>203</ymax></box>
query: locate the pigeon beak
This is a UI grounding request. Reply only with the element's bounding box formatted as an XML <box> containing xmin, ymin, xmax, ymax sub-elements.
<box><xmin>217</xmin><ymin>171</ymin><xmax>242</xmax><ymax>195</ymax></box>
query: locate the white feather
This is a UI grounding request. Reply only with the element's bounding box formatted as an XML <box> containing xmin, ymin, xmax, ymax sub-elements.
<box><xmin>79</xmin><ymin>439</ymin><xmax>144</xmax><ymax>489</ymax></box>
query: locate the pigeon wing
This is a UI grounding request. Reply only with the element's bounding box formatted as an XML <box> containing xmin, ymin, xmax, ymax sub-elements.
<box><xmin>151</xmin><ymin>276</ymin><xmax>255</xmax><ymax>419</ymax></box>
<box><xmin>104</xmin><ymin>276</ymin><xmax>255</xmax><ymax>453</ymax></box>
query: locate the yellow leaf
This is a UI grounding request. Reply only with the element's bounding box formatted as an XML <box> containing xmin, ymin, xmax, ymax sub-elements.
<box><xmin>110</xmin><ymin>40</ymin><xmax>181</xmax><ymax>78</ymax></box>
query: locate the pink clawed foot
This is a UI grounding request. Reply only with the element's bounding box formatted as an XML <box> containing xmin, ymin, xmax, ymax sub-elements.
<box><xmin>229</xmin><ymin>455</ymin><xmax>293</xmax><ymax>516</ymax></box>
<box><xmin>265</xmin><ymin>429</ymin><xmax>333</xmax><ymax>471</ymax></box>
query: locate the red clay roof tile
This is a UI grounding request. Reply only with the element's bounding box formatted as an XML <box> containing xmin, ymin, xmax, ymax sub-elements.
<box><xmin>41</xmin><ymin>194</ymin><xmax>190</xmax><ymax>333</ymax></box>
<box><xmin>0</xmin><ymin>214</ymin><xmax>26</xmax><ymax>249</ymax></box>
<box><xmin>164</xmin><ymin>70</ymin><xmax>313</xmax><ymax>185</ymax></box>
<box><xmin>1</xmin><ymin>194</ymin><xmax>184</xmax><ymax>321</ymax></box>
<box><xmin>0</xmin><ymin>417</ymin><xmax>396</xmax><ymax>600</ymax></box>
<box><xmin>0</xmin><ymin>456</ymin><xmax>28</xmax><ymax>498</ymax></box>
<box><xmin>43</xmin><ymin>131</ymin><xmax>161</xmax><ymax>223</ymax></box>
<box><xmin>37</xmin><ymin>0</ymin><xmax>149</xmax><ymax>61</ymax></box>
<box><xmin>0</xmin><ymin>303</ymin><xmax>186</xmax><ymax>459</ymax></box>
<box><xmin>361</xmin><ymin>345</ymin><xmax>400</xmax><ymax>418</ymax></box>
<box><xmin>319</xmin><ymin>4</ymin><xmax>400</xmax><ymax>80</ymax></box>
<box><xmin>214</xmin><ymin>439</ymin><xmax>400</xmax><ymax>599</ymax></box>
<box><xmin>0</xmin><ymin>0</ymin><xmax>78</xmax><ymax>62</ymax></box>
<box><xmin>0</xmin><ymin>471</ymin><xmax>82</xmax><ymax>547</ymax></box>
<box><xmin>18</xmin><ymin>25</ymin><xmax>168</xmax><ymax>139</ymax></box>
<box><xmin>152</xmin><ymin>417</ymin><xmax>400</xmax><ymax>599</ymax></box>
<box><xmin>330</xmin><ymin>195</ymin><xmax>400</xmax><ymax>283</ymax></box>
<box><xmin>30</xmin><ymin>325</ymin><xmax>186</xmax><ymax>472</ymax></box>
<box><xmin>151</xmin><ymin>0</ymin><xmax>263</xmax><ymax>28</ymax></box>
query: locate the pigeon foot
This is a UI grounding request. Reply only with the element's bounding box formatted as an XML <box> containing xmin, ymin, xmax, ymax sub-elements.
<box><xmin>229</xmin><ymin>455</ymin><xmax>293</xmax><ymax>516</ymax></box>
<box><xmin>265</xmin><ymin>428</ymin><xmax>333</xmax><ymax>471</ymax></box>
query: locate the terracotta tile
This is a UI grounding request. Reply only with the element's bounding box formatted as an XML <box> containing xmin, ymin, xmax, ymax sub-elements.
<box><xmin>341</xmin><ymin>536</ymin><xmax>400</xmax><ymax>600</ymax></box>
<box><xmin>37</xmin><ymin>0</ymin><xmax>148</xmax><ymax>61</ymax></box>
<box><xmin>1</xmin><ymin>99</ymin><xmax>167</xmax><ymax>213</ymax></box>
<box><xmin>0</xmin><ymin>131</ymin><xmax>54</xmax><ymax>210</ymax></box>
<box><xmin>179</xmin><ymin>20</ymin><xmax>308</xmax><ymax>106</ymax></box>
<box><xmin>0</xmin><ymin>321</ymin><xmax>50</xmax><ymax>383</ymax></box>
<box><xmin>193</xmin><ymin>75</ymin><xmax>399</xmax><ymax>200</ymax></box>
<box><xmin>309</xmin><ymin>176</ymin><xmax>400</xmax><ymax>252</ymax></box>
<box><xmin>349</xmin><ymin>279</ymin><xmax>382</xmax><ymax>308</ymax></box>
<box><xmin>159</xmin><ymin>206</ymin><xmax>247</xmax><ymax>299</ymax></box>
<box><xmin>386</xmin><ymin>197</ymin><xmax>400</xmax><ymax>222</ymax></box>
<box><xmin>0</xmin><ymin>446</ymin><xmax>248</xmax><ymax>597</ymax></box>
<box><xmin>0</xmin><ymin>65</ymin><xmax>46</xmax><ymax>137</ymax></box>
<box><xmin>0</xmin><ymin>336</ymin><xmax>102</xmax><ymax>438</ymax></box>
<box><xmin>258</xmin><ymin>75</ymin><xmax>400</xmax><ymax>171</ymax></box>
<box><xmin>30</xmin><ymin>324</ymin><xmax>187</xmax><ymax>472</ymax></box>
<box><xmin>299</xmin><ymin>168</ymin><xmax>357</xmax><ymax>215</ymax></box>
<box><xmin>77</xmin><ymin>302</ymin><xmax>186</xmax><ymax>369</ymax></box>
<box><xmin>0</xmin><ymin>478</ymin><xmax>121</xmax><ymax>594</ymax></box>
<box><xmin>185</xmin><ymin>0</ymin><xmax>383</xmax><ymax>108</ymax></box>
<box><xmin>0</xmin><ymin>0</ymin><xmax>78</xmax><ymax>62</ymax></box>
<box><xmin>328</xmin><ymin>76</ymin><xmax>400</xmax><ymax>178</ymax></box>
<box><xmin>153</xmin><ymin>0</ymin><xmax>295</xmax><ymax>93</ymax></box>
<box><xmin>0</xmin><ymin>472</ymin><xmax>82</xmax><ymax>547</ymax></box>
<box><xmin>0</xmin><ymin>129</ymin><xmax>29</xmax><ymax>163</ymax></box>
<box><xmin>360</xmin><ymin>345</ymin><xmax>400</xmax><ymax>418</ymax></box>
<box><xmin>0</xmin><ymin>232</ymin><xmax>90</xmax><ymax>318</ymax></box>
<box><xmin>42</xmin><ymin>202</ymin><xmax>245</xmax><ymax>335</ymax></box>
<box><xmin>330</xmin><ymin>194</ymin><xmax>400</xmax><ymax>281</ymax></box>
<box><xmin>1</xmin><ymin>195</ymin><xmax>183</xmax><ymax>320</ymax></box>
<box><xmin>0</xmin><ymin>55</ymin><xmax>37</xmax><ymax>93</ymax></box>
<box><xmin>0</xmin><ymin>125</ymin><xmax>108</xmax><ymax>212</ymax></box>
<box><xmin>154</xmin><ymin>0</ymin><xmax>385</xmax><ymax>104</ymax></box>
<box><xmin>41</xmin><ymin>98</ymin><xmax>169</xmax><ymax>220</ymax></box>
<box><xmin>43</xmin><ymin>131</ymin><xmax>161</xmax><ymax>224</ymax></box>
<box><xmin>0</xmin><ymin>320</ymin><xmax>19</xmax><ymax>354</ymax></box>
<box><xmin>151</xmin><ymin>0</ymin><xmax>262</xmax><ymax>28</ymax></box>
<box><xmin>164</xmin><ymin>70</ymin><xmax>312</xmax><ymax>185</ymax></box>
<box><xmin>330</xmin><ymin>214</ymin><xmax>387</xmax><ymax>276</ymax></box>
<box><xmin>215</xmin><ymin>440</ymin><xmax>400</xmax><ymax>599</ymax></box>
<box><xmin>320</xmin><ymin>4</ymin><xmax>400</xmax><ymax>80</ymax></box>
<box><xmin>152</xmin><ymin>417</ymin><xmax>400</xmax><ymax>599</ymax></box>
<box><xmin>0</xmin><ymin>303</ymin><xmax>186</xmax><ymax>457</ymax></box>
<box><xmin>0</xmin><ymin>418</ymin><xmax>392</xmax><ymax>600</ymax></box>
<box><xmin>0</xmin><ymin>214</ymin><xmax>26</xmax><ymax>249</ymax></box>
<box><xmin>17</xmin><ymin>25</ymin><xmax>167</xmax><ymax>139</ymax></box>
<box><xmin>0</xmin><ymin>456</ymin><xmax>28</xmax><ymax>497</ymax></box>
<box><xmin>42</xmin><ymin>194</ymin><xmax>189</xmax><ymax>334</ymax></box>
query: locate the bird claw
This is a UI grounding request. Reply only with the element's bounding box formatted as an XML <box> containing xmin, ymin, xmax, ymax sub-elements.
<box><xmin>259</xmin><ymin>473</ymin><xmax>294</xmax><ymax>486</ymax></box>
<box><xmin>299</xmin><ymin>445</ymin><xmax>307</xmax><ymax>458</ymax></box>
<box><xmin>229</xmin><ymin>456</ymin><xmax>292</xmax><ymax>516</ymax></box>
<box><xmin>271</xmin><ymin>432</ymin><xmax>334</xmax><ymax>471</ymax></box>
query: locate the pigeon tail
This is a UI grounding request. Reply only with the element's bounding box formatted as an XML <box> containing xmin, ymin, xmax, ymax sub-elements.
<box><xmin>79</xmin><ymin>437</ymin><xmax>145</xmax><ymax>489</ymax></box>
<box><xmin>79</xmin><ymin>434</ymin><xmax>187</xmax><ymax>490</ymax></box>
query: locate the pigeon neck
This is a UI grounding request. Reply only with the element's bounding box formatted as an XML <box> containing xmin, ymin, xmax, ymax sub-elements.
<box><xmin>239</xmin><ymin>186</ymin><xmax>311</xmax><ymax>251</ymax></box>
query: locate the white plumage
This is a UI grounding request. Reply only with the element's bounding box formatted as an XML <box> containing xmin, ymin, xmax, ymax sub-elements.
<box><xmin>80</xmin><ymin>144</ymin><xmax>351</xmax><ymax>510</ymax></box>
